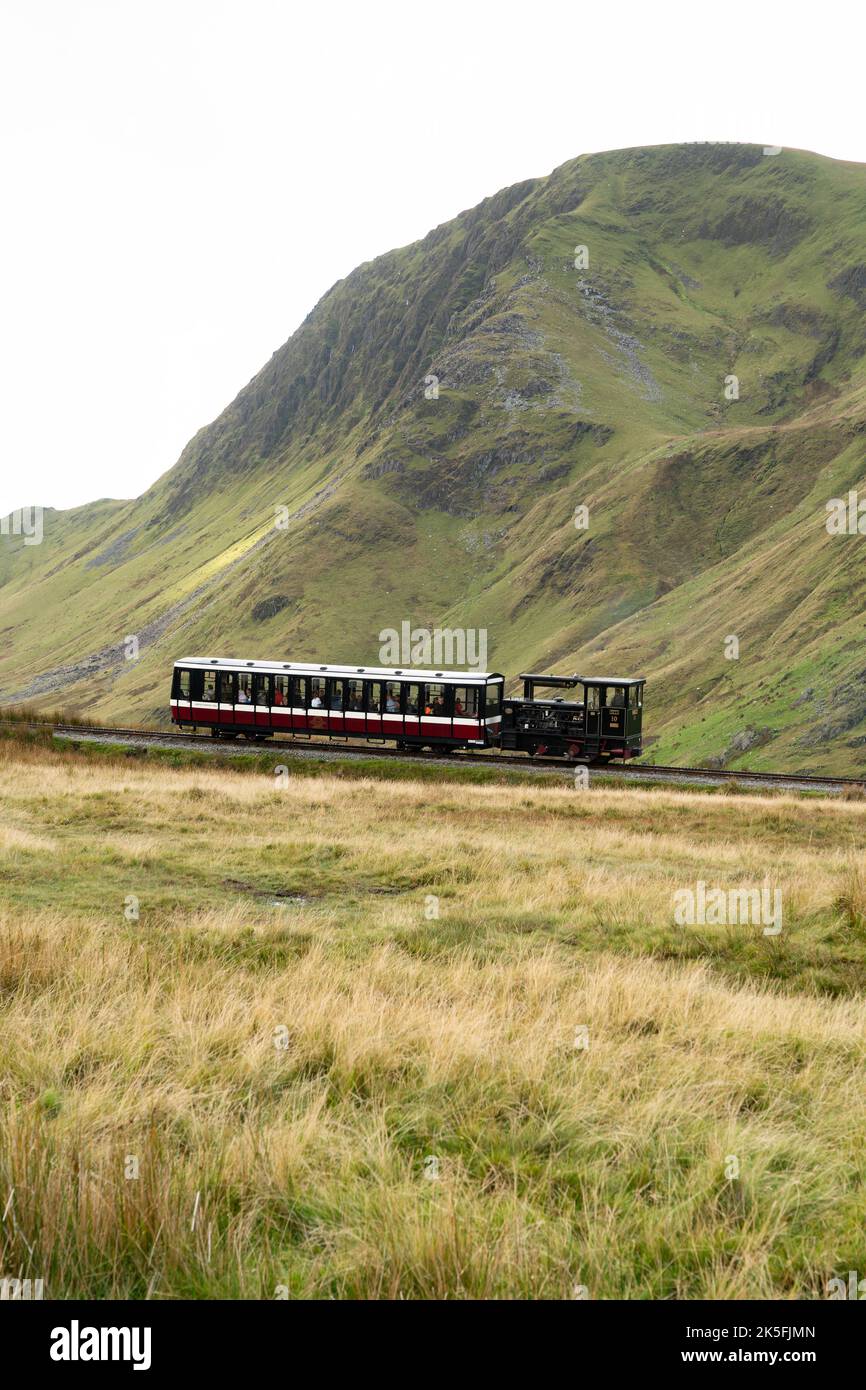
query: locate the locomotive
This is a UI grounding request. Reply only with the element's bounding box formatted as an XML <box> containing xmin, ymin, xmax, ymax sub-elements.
<box><xmin>500</xmin><ymin>672</ymin><xmax>644</xmax><ymax>763</ymax></box>
<box><xmin>170</xmin><ymin>657</ymin><xmax>644</xmax><ymax>762</ymax></box>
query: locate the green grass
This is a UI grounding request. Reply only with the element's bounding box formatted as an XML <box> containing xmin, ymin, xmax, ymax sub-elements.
<box><xmin>2</xmin><ymin>743</ymin><xmax>866</xmax><ymax>1298</ymax></box>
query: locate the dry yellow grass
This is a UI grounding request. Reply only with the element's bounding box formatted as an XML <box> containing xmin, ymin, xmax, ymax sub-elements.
<box><xmin>1</xmin><ymin>743</ymin><xmax>865</xmax><ymax>1297</ymax></box>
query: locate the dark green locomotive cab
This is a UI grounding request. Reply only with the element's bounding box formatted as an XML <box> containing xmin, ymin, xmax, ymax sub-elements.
<box><xmin>499</xmin><ymin>673</ymin><xmax>645</xmax><ymax>762</ymax></box>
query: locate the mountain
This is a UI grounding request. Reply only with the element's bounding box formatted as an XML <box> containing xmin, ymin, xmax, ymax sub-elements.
<box><xmin>3</xmin><ymin>142</ymin><xmax>866</xmax><ymax>773</ymax></box>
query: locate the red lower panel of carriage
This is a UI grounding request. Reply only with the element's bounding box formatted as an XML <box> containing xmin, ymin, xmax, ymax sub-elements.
<box><xmin>172</xmin><ymin>706</ymin><xmax>490</xmax><ymax>745</ymax></box>
<box><xmin>453</xmin><ymin>721</ymin><xmax>483</xmax><ymax>741</ymax></box>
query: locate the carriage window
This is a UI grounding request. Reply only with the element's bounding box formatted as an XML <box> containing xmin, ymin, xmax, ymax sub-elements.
<box><xmin>218</xmin><ymin>672</ymin><xmax>235</xmax><ymax>703</ymax></box>
<box><xmin>606</xmin><ymin>686</ymin><xmax>626</xmax><ymax>709</ymax></box>
<box><xmin>309</xmin><ymin>678</ymin><xmax>326</xmax><ymax>708</ymax></box>
<box><xmin>405</xmin><ymin>684</ymin><xmax>421</xmax><ymax>716</ymax></box>
<box><xmin>237</xmin><ymin>673</ymin><xmax>253</xmax><ymax>704</ymax></box>
<box><xmin>424</xmin><ymin>682</ymin><xmax>446</xmax><ymax>714</ymax></box>
<box><xmin>328</xmin><ymin>680</ymin><xmax>344</xmax><ymax>710</ymax></box>
<box><xmin>289</xmin><ymin>676</ymin><xmax>307</xmax><ymax>707</ymax></box>
<box><xmin>384</xmin><ymin>682</ymin><xmax>401</xmax><ymax>713</ymax></box>
<box><xmin>485</xmin><ymin>683</ymin><xmax>501</xmax><ymax>716</ymax></box>
<box><xmin>176</xmin><ymin>669</ymin><xmax>191</xmax><ymax>699</ymax></box>
<box><xmin>366</xmin><ymin>681</ymin><xmax>383</xmax><ymax>712</ymax></box>
<box><xmin>454</xmin><ymin>686</ymin><xmax>479</xmax><ymax>718</ymax></box>
<box><xmin>202</xmin><ymin>670</ymin><xmax>217</xmax><ymax>703</ymax></box>
<box><xmin>272</xmin><ymin>675</ymin><xmax>289</xmax><ymax>707</ymax></box>
<box><xmin>253</xmin><ymin>674</ymin><xmax>270</xmax><ymax>706</ymax></box>
<box><xmin>346</xmin><ymin>679</ymin><xmax>365</xmax><ymax>711</ymax></box>
<box><xmin>628</xmin><ymin>685</ymin><xmax>640</xmax><ymax>710</ymax></box>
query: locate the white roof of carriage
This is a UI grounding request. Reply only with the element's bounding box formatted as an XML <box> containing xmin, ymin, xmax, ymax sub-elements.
<box><xmin>174</xmin><ymin>657</ymin><xmax>501</xmax><ymax>683</ymax></box>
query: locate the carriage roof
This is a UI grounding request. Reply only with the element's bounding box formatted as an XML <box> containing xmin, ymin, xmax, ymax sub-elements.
<box><xmin>174</xmin><ymin>658</ymin><xmax>502</xmax><ymax>684</ymax></box>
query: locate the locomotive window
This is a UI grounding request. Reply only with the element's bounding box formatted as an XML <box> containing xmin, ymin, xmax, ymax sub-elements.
<box><xmin>218</xmin><ymin>672</ymin><xmax>235</xmax><ymax>703</ymax></box>
<box><xmin>366</xmin><ymin>681</ymin><xmax>383</xmax><ymax>712</ymax></box>
<box><xmin>606</xmin><ymin>686</ymin><xmax>626</xmax><ymax>709</ymax></box>
<box><xmin>176</xmin><ymin>669</ymin><xmax>190</xmax><ymax>699</ymax></box>
<box><xmin>405</xmin><ymin>684</ymin><xmax>421</xmax><ymax>716</ymax></box>
<box><xmin>237</xmin><ymin>673</ymin><xmax>253</xmax><ymax>704</ymax></box>
<box><xmin>424</xmin><ymin>682</ymin><xmax>447</xmax><ymax>715</ymax></box>
<box><xmin>289</xmin><ymin>676</ymin><xmax>307</xmax><ymax>707</ymax></box>
<box><xmin>454</xmin><ymin>686</ymin><xmax>479</xmax><ymax>718</ymax></box>
<box><xmin>253</xmin><ymin>674</ymin><xmax>270</xmax><ymax>706</ymax></box>
<box><xmin>272</xmin><ymin>675</ymin><xmax>289</xmax><ymax>707</ymax></box>
<box><xmin>309</xmin><ymin>678</ymin><xmax>326</xmax><ymax>708</ymax></box>
<box><xmin>202</xmin><ymin>670</ymin><xmax>217</xmax><ymax>703</ymax></box>
<box><xmin>628</xmin><ymin>685</ymin><xmax>640</xmax><ymax>710</ymax></box>
<box><xmin>586</xmin><ymin>686</ymin><xmax>600</xmax><ymax>712</ymax></box>
<box><xmin>384</xmin><ymin>681</ymin><xmax>401</xmax><ymax>713</ymax></box>
<box><xmin>346</xmin><ymin>679</ymin><xmax>364</xmax><ymax>711</ymax></box>
<box><xmin>328</xmin><ymin>680</ymin><xmax>344</xmax><ymax>710</ymax></box>
<box><xmin>485</xmin><ymin>683</ymin><xmax>501</xmax><ymax>716</ymax></box>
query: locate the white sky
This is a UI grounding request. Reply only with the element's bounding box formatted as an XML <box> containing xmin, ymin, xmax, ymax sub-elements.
<box><xmin>1</xmin><ymin>0</ymin><xmax>864</xmax><ymax>518</ymax></box>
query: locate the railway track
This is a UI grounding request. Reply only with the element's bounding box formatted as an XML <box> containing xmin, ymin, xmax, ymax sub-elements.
<box><xmin>30</xmin><ymin>722</ymin><xmax>864</xmax><ymax>795</ymax></box>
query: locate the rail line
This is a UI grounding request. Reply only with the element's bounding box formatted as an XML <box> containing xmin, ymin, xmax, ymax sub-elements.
<box><xmin>28</xmin><ymin>722</ymin><xmax>863</xmax><ymax>794</ymax></box>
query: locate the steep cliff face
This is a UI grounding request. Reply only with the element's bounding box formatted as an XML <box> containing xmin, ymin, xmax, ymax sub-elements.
<box><xmin>3</xmin><ymin>142</ymin><xmax>866</xmax><ymax>772</ymax></box>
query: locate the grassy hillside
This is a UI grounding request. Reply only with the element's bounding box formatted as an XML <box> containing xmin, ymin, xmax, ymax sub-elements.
<box><xmin>3</xmin><ymin>143</ymin><xmax>866</xmax><ymax>772</ymax></box>
<box><xmin>2</xmin><ymin>736</ymin><xmax>866</xmax><ymax>1298</ymax></box>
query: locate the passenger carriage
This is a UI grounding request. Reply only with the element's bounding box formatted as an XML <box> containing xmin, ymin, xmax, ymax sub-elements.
<box><xmin>170</xmin><ymin>658</ymin><xmax>504</xmax><ymax>749</ymax></box>
<box><xmin>499</xmin><ymin>672</ymin><xmax>645</xmax><ymax>762</ymax></box>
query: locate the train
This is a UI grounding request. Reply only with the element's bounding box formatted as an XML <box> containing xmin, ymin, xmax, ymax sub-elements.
<box><xmin>170</xmin><ymin>657</ymin><xmax>645</xmax><ymax>763</ymax></box>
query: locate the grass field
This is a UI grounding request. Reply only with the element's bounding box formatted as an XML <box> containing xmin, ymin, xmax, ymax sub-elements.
<box><xmin>2</xmin><ymin>735</ymin><xmax>865</xmax><ymax>1298</ymax></box>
